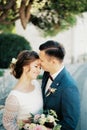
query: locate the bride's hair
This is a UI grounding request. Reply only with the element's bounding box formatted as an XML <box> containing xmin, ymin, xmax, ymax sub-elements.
<box><xmin>10</xmin><ymin>50</ymin><xmax>39</xmax><ymax>79</ymax></box>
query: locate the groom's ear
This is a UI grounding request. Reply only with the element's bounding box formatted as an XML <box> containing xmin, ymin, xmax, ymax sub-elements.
<box><xmin>51</xmin><ymin>57</ymin><xmax>57</xmax><ymax>64</ymax></box>
<box><xmin>51</xmin><ymin>58</ymin><xmax>61</xmax><ymax>67</ymax></box>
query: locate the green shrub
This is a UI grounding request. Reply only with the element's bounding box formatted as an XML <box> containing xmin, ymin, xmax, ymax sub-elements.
<box><xmin>0</xmin><ymin>70</ymin><xmax>4</xmax><ymax>77</ymax></box>
<box><xmin>37</xmin><ymin>74</ymin><xmax>43</xmax><ymax>79</ymax></box>
<box><xmin>0</xmin><ymin>33</ymin><xmax>32</xmax><ymax>68</ymax></box>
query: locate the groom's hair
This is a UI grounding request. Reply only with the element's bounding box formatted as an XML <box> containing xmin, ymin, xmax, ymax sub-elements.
<box><xmin>39</xmin><ymin>40</ymin><xmax>65</xmax><ymax>60</ymax></box>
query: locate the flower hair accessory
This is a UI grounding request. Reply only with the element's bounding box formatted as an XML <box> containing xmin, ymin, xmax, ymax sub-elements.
<box><xmin>46</xmin><ymin>87</ymin><xmax>57</xmax><ymax>97</ymax></box>
<box><xmin>11</xmin><ymin>58</ymin><xmax>17</xmax><ymax>64</ymax></box>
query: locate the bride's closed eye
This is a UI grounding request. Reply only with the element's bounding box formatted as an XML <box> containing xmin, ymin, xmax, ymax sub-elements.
<box><xmin>35</xmin><ymin>65</ymin><xmax>41</xmax><ymax>70</ymax></box>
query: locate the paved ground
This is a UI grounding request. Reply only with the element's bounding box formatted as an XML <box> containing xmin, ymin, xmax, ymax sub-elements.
<box><xmin>0</xmin><ymin>62</ymin><xmax>87</xmax><ymax>130</ymax></box>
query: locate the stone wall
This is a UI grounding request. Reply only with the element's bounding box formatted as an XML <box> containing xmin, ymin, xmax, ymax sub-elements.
<box><xmin>0</xmin><ymin>69</ymin><xmax>17</xmax><ymax>129</ymax></box>
<box><xmin>0</xmin><ymin>69</ymin><xmax>17</xmax><ymax>105</ymax></box>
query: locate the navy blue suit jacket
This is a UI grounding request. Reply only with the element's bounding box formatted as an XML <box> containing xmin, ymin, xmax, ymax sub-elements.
<box><xmin>41</xmin><ymin>67</ymin><xmax>80</xmax><ymax>130</ymax></box>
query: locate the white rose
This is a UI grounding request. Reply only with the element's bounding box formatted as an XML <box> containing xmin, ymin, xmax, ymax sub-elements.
<box><xmin>11</xmin><ymin>58</ymin><xmax>17</xmax><ymax>64</ymax></box>
<box><xmin>41</xmin><ymin>114</ymin><xmax>45</xmax><ymax>118</ymax></box>
<box><xmin>47</xmin><ymin>115</ymin><xmax>55</xmax><ymax>122</ymax></box>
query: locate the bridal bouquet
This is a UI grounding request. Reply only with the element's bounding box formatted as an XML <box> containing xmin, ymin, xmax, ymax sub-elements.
<box><xmin>18</xmin><ymin>109</ymin><xmax>61</xmax><ymax>130</ymax></box>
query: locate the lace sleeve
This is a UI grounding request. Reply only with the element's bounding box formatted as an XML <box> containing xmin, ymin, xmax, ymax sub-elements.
<box><xmin>3</xmin><ymin>95</ymin><xmax>20</xmax><ymax>130</ymax></box>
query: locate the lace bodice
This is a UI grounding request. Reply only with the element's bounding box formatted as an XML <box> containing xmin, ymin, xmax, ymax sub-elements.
<box><xmin>3</xmin><ymin>80</ymin><xmax>43</xmax><ymax>130</ymax></box>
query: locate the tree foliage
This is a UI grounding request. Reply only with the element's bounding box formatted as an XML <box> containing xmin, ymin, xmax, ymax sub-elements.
<box><xmin>0</xmin><ymin>0</ymin><xmax>87</xmax><ymax>33</ymax></box>
<box><xmin>0</xmin><ymin>33</ymin><xmax>32</xmax><ymax>68</ymax></box>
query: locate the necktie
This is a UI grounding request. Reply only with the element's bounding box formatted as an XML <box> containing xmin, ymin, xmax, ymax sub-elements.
<box><xmin>49</xmin><ymin>75</ymin><xmax>54</xmax><ymax>81</ymax></box>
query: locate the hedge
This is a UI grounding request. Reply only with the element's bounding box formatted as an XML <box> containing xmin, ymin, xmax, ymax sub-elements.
<box><xmin>0</xmin><ymin>33</ymin><xmax>32</xmax><ymax>68</ymax></box>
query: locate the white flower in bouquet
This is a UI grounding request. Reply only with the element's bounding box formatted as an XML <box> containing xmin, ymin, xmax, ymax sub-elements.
<box><xmin>23</xmin><ymin>123</ymin><xmax>30</xmax><ymax>130</ymax></box>
<box><xmin>27</xmin><ymin>123</ymin><xmax>36</xmax><ymax>130</ymax></box>
<box><xmin>46</xmin><ymin>115</ymin><xmax>55</xmax><ymax>122</ymax></box>
<box><xmin>41</xmin><ymin>114</ymin><xmax>45</xmax><ymax>118</ymax></box>
<box><xmin>38</xmin><ymin>116</ymin><xmax>46</xmax><ymax>125</ymax></box>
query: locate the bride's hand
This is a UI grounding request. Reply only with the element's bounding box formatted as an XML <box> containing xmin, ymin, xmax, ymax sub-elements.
<box><xmin>22</xmin><ymin>120</ymin><xmax>29</xmax><ymax>123</ymax></box>
<box><xmin>47</xmin><ymin>128</ymin><xmax>52</xmax><ymax>130</ymax></box>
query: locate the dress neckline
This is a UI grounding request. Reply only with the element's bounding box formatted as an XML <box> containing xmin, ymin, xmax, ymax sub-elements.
<box><xmin>12</xmin><ymin>87</ymin><xmax>36</xmax><ymax>95</ymax></box>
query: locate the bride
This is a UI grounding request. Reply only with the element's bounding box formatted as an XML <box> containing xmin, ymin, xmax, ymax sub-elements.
<box><xmin>3</xmin><ymin>50</ymin><xmax>43</xmax><ymax>130</ymax></box>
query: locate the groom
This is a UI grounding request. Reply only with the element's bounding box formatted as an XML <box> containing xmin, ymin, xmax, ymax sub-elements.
<box><xmin>39</xmin><ymin>40</ymin><xmax>80</xmax><ymax>130</ymax></box>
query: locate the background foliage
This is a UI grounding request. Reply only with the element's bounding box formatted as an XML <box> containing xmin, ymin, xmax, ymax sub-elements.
<box><xmin>0</xmin><ymin>0</ymin><xmax>87</xmax><ymax>35</ymax></box>
<box><xmin>0</xmin><ymin>24</ymin><xmax>15</xmax><ymax>33</ymax></box>
<box><xmin>0</xmin><ymin>33</ymin><xmax>32</xmax><ymax>68</ymax></box>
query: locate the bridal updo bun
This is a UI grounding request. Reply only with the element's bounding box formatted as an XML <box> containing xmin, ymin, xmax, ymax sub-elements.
<box><xmin>10</xmin><ymin>50</ymin><xmax>39</xmax><ymax>79</ymax></box>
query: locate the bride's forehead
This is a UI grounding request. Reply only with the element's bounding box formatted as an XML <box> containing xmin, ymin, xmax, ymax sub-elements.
<box><xmin>30</xmin><ymin>60</ymin><xmax>41</xmax><ymax>65</ymax></box>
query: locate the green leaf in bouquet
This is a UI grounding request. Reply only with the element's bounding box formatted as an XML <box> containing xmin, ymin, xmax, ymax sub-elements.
<box><xmin>18</xmin><ymin>120</ymin><xmax>24</xmax><ymax>129</ymax></box>
<box><xmin>49</xmin><ymin>109</ymin><xmax>57</xmax><ymax>118</ymax></box>
<box><xmin>53</xmin><ymin>124</ymin><xmax>61</xmax><ymax>130</ymax></box>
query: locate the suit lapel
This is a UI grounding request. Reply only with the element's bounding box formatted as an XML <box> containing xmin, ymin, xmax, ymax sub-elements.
<box><xmin>52</xmin><ymin>67</ymin><xmax>66</xmax><ymax>87</ymax></box>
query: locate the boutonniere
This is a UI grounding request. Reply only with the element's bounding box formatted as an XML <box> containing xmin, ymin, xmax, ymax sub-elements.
<box><xmin>46</xmin><ymin>87</ymin><xmax>57</xmax><ymax>97</ymax></box>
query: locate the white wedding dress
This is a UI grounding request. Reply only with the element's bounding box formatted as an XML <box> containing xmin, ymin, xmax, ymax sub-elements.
<box><xmin>3</xmin><ymin>80</ymin><xmax>43</xmax><ymax>130</ymax></box>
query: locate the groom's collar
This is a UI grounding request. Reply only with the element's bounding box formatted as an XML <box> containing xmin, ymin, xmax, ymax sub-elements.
<box><xmin>51</xmin><ymin>66</ymin><xmax>64</xmax><ymax>80</ymax></box>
